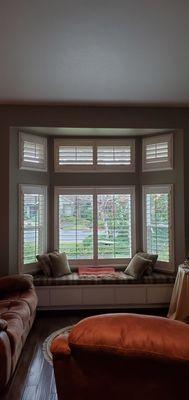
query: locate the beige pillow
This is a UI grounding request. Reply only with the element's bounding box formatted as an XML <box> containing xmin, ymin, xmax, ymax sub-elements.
<box><xmin>49</xmin><ymin>252</ymin><xmax>71</xmax><ymax>277</ymax></box>
<box><xmin>124</xmin><ymin>254</ymin><xmax>152</xmax><ymax>279</ymax></box>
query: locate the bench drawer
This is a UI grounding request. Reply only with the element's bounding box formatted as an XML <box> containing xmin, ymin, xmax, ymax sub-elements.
<box><xmin>82</xmin><ymin>287</ymin><xmax>114</xmax><ymax>305</ymax></box>
<box><xmin>115</xmin><ymin>286</ymin><xmax>146</xmax><ymax>304</ymax></box>
<box><xmin>147</xmin><ymin>285</ymin><xmax>173</xmax><ymax>304</ymax></box>
<box><xmin>50</xmin><ymin>287</ymin><xmax>82</xmax><ymax>306</ymax></box>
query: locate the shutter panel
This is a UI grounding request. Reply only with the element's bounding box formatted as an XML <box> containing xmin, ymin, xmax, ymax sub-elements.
<box><xmin>142</xmin><ymin>134</ymin><xmax>173</xmax><ymax>171</ymax></box>
<box><xmin>20</xmin><ymin>186</ymin><xmax>47</xmax><ymax>265</ymax></box>
<box><xmin>59</xmin><ymin>146</ymin><xmax>93</xmax><ymax>165</ymax></box>
<box><xmin>19</xmin><ymin>132</ymin><xmax>47</xmax><ymax>171</ymax></box>
<box><xmin>145</xmin><ymin>192</ymin><xmax>170</xmax><ymax>262</ymax></box>
<box><xmin>23</xmin><ymin>141</ymin><xmax>45</xmax><ymax>164</ymax></box>
<box><xmin>146</xmin><ymin>142</ymin><xmax>168</xmax><ymax>163</ymax></box>
<box><xmin>97</xmin><ymin>146</ymin><xmax>131</xmax><ymax>165</ymax></box>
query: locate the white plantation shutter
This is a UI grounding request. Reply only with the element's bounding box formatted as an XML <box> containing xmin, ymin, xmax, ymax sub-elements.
<box><xmin>97</xmin><ymin>146</ymin><xmax>131</xmax><ymax>165</ymax></box>
<box><xmin>59</xmin><ymin>146</ymin><xmax>93</xmax><ymax>165</ymax></box>
<box><xmin>19</xmin><ymin>185</ymin><xmax>47</xmax><ymax>268</ymax></box>
<box><xmin>142</xmin><ymin>134</ymin><xmax>173</xmax><ymax>171</ymax></box>
<box><xmin>54</xmin><ymin>139</ymin><xmax>135</xmax><ymax>172</ymax></box>
<box><xmin>19</xmin><ymin>132</ymin><xmax>47</xmax><ymax>171</ymax></box>
<box><xmin>146</xmin><ymin>142</ymin><xmax>168</xmax><ymax>163</ymax></box>
<box><xmin>143</xmin><ymin>185</ymin><xmax>174</xmax><ymax>271</ymax></box>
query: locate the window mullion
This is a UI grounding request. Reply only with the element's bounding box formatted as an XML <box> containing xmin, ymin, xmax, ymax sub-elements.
<box><xmin>93</xmin><ymin>141</ymin><xmax>97</xmax><ymax>170</ymax></box>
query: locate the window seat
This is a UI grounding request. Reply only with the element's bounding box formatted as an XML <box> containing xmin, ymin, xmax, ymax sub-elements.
<box><xmin>33</xmin><ymin>271</ymin><xmax>175</xmax><ymax>310</ymax></box>
<box><xmin>33</xmin><ymin>271</ymin><xmax>175</xmax><ymax>286</ymax></box>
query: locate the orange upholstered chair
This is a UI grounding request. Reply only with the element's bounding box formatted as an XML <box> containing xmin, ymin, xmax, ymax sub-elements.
<box><xmin>51</xmin><ymin>313</ymin><xmax>189</xmax><ymax>400</ymax></box>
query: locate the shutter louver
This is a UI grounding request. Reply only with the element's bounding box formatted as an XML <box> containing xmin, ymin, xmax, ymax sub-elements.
<box><xmin>97</xmin><ymin>146</ymin><xmax>131</xmax><ymax>165</ymax></box>
<box><xmin>20</xmin><ymin>186</ymin><xmax>47</xmax><ymax>265</ymax></box>
<box><xmin>59</xmin><ymin>146</ymin><xmax>93</xmax><ymax>165</ymax></box>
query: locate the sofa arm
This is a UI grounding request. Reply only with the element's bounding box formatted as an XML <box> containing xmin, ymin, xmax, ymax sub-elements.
<box><xmin>0</xmin><ymin>274</ymin><xmax>34</xmax><ymax>295</ymax></box>
<box><xmin>51</xmin><ymin>334</ymin><xmax>71</xmax><ymax>359</ymax></box>
<box><xmin>0</xmin><ymin>319</ymin><xmax>7</xmax><ymax>331</ymax></box>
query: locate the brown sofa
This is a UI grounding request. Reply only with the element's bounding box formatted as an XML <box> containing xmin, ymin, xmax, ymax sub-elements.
<box><xmin>51</xmin><ymin>313</ymin><xmax>189</xmax><ymax>400</ymax></box>
<box><xmin>0</xmin><ymin>274</ymin><xmax>37</xmax><ymax>391</ymax></box>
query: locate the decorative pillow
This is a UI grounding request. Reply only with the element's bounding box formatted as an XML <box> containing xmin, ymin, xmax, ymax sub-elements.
<box><xmin>36</xmin><ymin>253</ymin><xmax>52</xmax><ymax>277</ymax></box>
<box><xmin>49</xmin><ymin>252</ymin><xmax>71</xmax><ymax>277</ymax></box>
<box><xmin>124</xmin><ymin>254</ymin><xmax>152</xmax><ymax>279</ymax></box>
<box><xmin>137</xmin><ymin>252</ymin><xmax>158</xmax><ymax>275</ymax></box>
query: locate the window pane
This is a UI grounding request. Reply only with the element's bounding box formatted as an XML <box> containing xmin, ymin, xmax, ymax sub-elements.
<box><xmin>97</xmin><ymin>194</ymin><xmax>132</xmax><ymax>259</ymax></box>
<box><xmin>23</xmin><ymin>193</ymin><xmax>45</xmax><ymax>264</ymax></box>
<box><xmin>58</xmin><ymin>195</ymin><xmax>93</xmax><ymax>259</ymax></box>
<box><xmin>146</xmin><ymin>193</ymin><xmax>170</xmax><ymax>262</ymax></box>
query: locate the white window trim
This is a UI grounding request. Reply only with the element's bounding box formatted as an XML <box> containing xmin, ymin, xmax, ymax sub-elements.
<box><xmin>142</xmin><ymin>133</ymin><xmax>173</xmax><ymax>172</ymax></box>
<box><xmin>142</xmin><ymin>184</ymin><xmax>174</xmax><ymax>272</ymax></box>
<box><xmin>18</xmin><ymin>184</ymin><xmax>47</xmax><ymax>273</ymax></box>
<box><xmin>54</xmin><ymin>186</ymin><xmax>136</xmax><ymax>267</ymax></box>
<box><xmin>19</xmin><ymin>132</ymin><xmax>47</xmax><ymax>172</ymax></box>
<box><xmin>54</xmin><ymin>138</ymin><xmax>135</xmax><ymax>173</ymax></box>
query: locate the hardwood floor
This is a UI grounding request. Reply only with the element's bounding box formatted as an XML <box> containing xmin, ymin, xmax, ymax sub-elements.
<box><xmin>1</xmin><ymin>308</ymin><xmax>168</xmax><ymax>400</ymax></box>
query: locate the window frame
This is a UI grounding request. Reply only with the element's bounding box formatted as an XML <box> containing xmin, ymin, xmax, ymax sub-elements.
<box><xmin>18</xmin><ymin>184</ymin><xmax>47</xmax><ymax>273</ymax></box>
<box><xmin>142</xmin><ymin>184</ymin><xmax>174</xmax><ymax>272</ymax></box>
<box><xmin>54</xmin><ymin>186</ymin><xmax>136</xmax><ymax>267</ymax></box>
<box><xmin>54</xmin><ymin>138</ymin><xmax>135</xmax><ymax>172</ymax></box>
<box><xmin>142</xmin><ymin>133</ymin><xmax>173</xmax><ymax>172</ymax></box>
<box><xmin>19</xmin><ymin>132</ymin><xmax>47</xmax><ymax>172</ymax></box>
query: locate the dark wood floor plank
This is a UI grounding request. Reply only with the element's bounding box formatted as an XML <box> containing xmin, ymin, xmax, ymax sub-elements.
<box><xmin>34</xmin><ymin>360</ymin><xmax>53</xmax><ymax>400</ymax></box>
<box><xmin>26</xmin><ymin>345</ymin><xmax>44</xmax><ymax>386</ymax></box>
<box><xmin>21</xmin><ymin>386</ymin><xmax>37</xmax><ymax>400</ymax></box>
<box><xmin>50</xmin><ymin>374</ymin><xmax>57</xmax><ymax>395</ymax></box>
<box><xmin>49</xmin><ymin>395</ymin><xmax>57</xmax><ymax>400</ymax></box>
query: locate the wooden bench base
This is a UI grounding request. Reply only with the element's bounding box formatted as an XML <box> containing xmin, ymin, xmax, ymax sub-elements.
<box><xmin>35</xmin><ymin>283</ymin><xmax>174</xmax><ymax>310</ymax></box>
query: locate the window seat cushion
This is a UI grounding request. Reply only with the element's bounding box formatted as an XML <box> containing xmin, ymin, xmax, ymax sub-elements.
<box><xmin>33</xmin><ymin>271</ymin><xmax>175</xmax><ymax>286</ymax></box>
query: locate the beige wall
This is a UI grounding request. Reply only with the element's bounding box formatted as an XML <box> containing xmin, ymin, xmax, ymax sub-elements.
<box><xmin>0</xmin><ymin>105</ymin><xmax>187</xmax><ymax>276</ymax></box>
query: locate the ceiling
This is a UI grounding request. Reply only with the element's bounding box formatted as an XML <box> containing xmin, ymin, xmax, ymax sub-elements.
<box><xmin>1</xmin><ymin>1</ymin><xmax>189</xmax><ymax>106</ymax></box>
<box><xmin>21</xmin><ymin>127</ymin><xmax>172</xmax><ymax>137</ymax></box>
